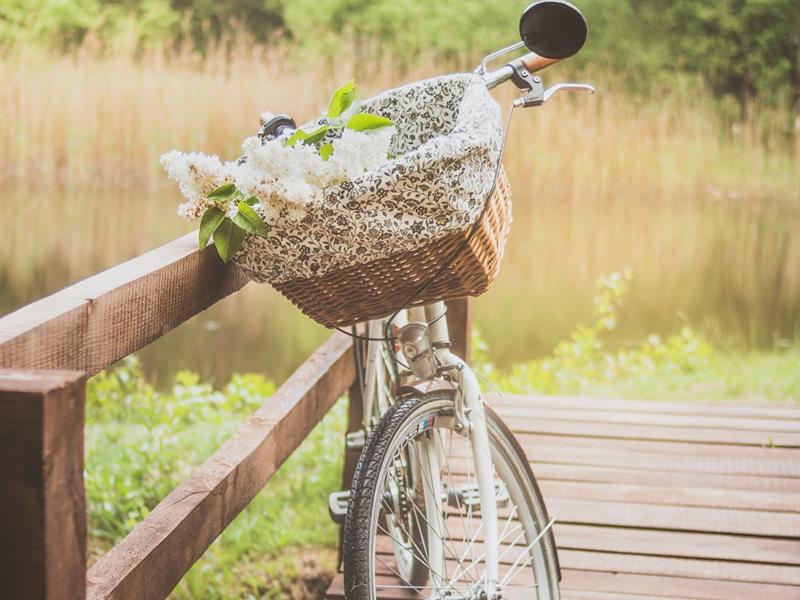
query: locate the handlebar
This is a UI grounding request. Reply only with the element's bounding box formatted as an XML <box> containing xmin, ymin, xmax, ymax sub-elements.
<box><xmin>482</xmin><ymin>52</ymin><xmax>560</xmax><ymax>90</ymax></box>
<box><xmin>520</xmin><ymin>53</ymin><xmax>561</xmax><ymax>73</ymax></box>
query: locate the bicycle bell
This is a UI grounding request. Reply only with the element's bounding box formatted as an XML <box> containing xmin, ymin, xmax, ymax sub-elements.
<box><xmin>259</xmin><ymin>112</ymin><xmax>297</xmax><ymax>141</ymax></box>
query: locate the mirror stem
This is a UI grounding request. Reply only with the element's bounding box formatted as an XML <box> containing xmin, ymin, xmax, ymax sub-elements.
<box><xmin>474</xmin><ymin>41</ymin><xmax>526</xmax><ymax>75</ymax></box>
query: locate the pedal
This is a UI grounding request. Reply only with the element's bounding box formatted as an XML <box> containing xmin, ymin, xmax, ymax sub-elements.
<box><xmin>447</xmin><ymin>481</ymin><xmax>510</xmax><ymax>511</ymax></box>
<box><xmin>328</xmin><ymin>490</ymin><xmax>350</xmax><ymax>524</ymax></box>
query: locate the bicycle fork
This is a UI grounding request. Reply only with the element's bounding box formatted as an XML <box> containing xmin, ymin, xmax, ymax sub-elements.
<box><xmin>423</xmin><ymin>303</ymin><xmax>501</xmax><ymax>598</ymax></box>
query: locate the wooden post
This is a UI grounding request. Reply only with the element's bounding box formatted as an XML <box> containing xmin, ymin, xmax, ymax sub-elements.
<box><xmin>0</xmin><ymin>369</ymin><xmax>87</xmax><ymax>600</ymax></box>
<box><xmin>337</xmin><ymin>346</ymin><xmax>364</xmax><ymax>566</ymax></box>
<box><xmin>341</xmin><ymin>379</ymin><xmax>364</xmax><ymax>493</ymax></box>
<box><xmin>446</xmin><ymin>297</ymin><xmax>472</xmax><ymax>362</ymax></box>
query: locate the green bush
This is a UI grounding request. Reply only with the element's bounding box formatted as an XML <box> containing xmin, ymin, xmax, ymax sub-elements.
<box><xmin>474</xmin><ymin>269</ymin><xmax>714</xmax><ymax>395</ymax></box>
<box><xmin>85</xmin><ymin>358</ymin><xmax>276</xmax><ymax>546</ymax></box>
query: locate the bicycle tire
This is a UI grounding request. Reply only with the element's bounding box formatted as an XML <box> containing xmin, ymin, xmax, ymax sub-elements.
<box><xmin>343</xmin><ymin>390</ymin><xmax>560</xmax><ymax>599</ymax></box>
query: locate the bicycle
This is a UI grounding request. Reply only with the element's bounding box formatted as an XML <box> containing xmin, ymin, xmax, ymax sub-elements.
<box><xmin>325</xmin><ymin>2</ymin><xmax>595</xmax><ymax>598</ymax></box>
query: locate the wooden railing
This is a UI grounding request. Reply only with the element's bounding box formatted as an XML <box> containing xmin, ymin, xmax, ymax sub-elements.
<box><xmin>0</xmin><ymin>232</ymin><xmax>471</xmax><ymax>600</ymax></box>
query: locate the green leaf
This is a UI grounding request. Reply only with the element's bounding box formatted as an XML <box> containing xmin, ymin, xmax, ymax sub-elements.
<box><xmin>283</xmin><ymin>124</ymin><xmax>329</xmax><ymax>147</ymax></box>
<box><xmin>244</xmin><ymin>196</ymin><xmax>259</xmax><ymax>205</ymax></box>
<box><xmin>207</xmin><ymin>183</ymin><xmax>236</xmax><ymax>199</ymax></box>
<box><xmin>346</xmin><ymin>113</ymin><xmax>394</xmax><ymax>131</ymax></box>
<box><xmin>198</xmin><ymin>206</ymin><xmax>225</xmax><ymax>248</ymax></box>
<box><xmin>302</xmin><ymin>124</ymin><xmax>329</xmax><ymax>144</ymax></box>
<box><xmin>283</xmin><ymin>128</ymin><xmax>305</xmax><ymax>147</ymax></box>
<box><xmin>319</xmin><ymin>142</ymin><xmax>334</xmax><ymax>161</ymax></box>
<box><xmin>327</xmin><ymin>80</ymin><xmax>357</xmax><ymax>118</ymax></box>
<box><xmin>233</xmin><ymin>201</ymin><xmax>269</xmax><ymax>237</ymax></box>
<box><xmin>213</xmin><ymin>217</ymin><xmax>246</xmax><ymax>263</ymax></box>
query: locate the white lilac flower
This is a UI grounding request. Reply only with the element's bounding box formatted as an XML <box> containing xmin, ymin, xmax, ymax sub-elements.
<box><xmin>164</xmin><ymin>120</ymin><xmax>395</xmax><ymax>222</ymax></box>
<box><xmin>329</xmin><ymin>127</ymin><xmax>395</xmax><ymax>179</ymax></box>
<box><xmin>177</xmin><ymin>199</ymin><xmax>212</xmax><ymax>220</ymax></box>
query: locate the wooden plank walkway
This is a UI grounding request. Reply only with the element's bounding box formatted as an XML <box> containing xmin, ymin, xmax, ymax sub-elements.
<box><xmin>327</xmin><ymin>394</ymin><xmax>800</xmax><ymax>599</ymax></box>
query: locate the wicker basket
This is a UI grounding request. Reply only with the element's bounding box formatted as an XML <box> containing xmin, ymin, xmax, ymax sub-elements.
<box><xmin>272</xmin><ymin>167</ymin><xmax>512</xmax><ymax>328</ymax></box>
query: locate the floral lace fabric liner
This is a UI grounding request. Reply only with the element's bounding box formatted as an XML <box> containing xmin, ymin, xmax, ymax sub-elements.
<box><xmin>236</xmin><ymin>73</ymin><xmax>503</xmax><ymax>284</ymax></box>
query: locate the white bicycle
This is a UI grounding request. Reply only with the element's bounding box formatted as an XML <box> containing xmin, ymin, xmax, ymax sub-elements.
<box><xmin>330</xmin><ymin>3</ymin><xmax>595</xmax><ymax>598</ymax></box>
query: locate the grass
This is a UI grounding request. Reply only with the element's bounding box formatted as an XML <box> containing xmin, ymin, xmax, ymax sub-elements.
<box><xmin>571</xmin><ymin>348</ymin><xmax>800</xmax><ymax>403</ymax></box>
<box><xmin>84</xmin><ymin>360</ymin><xmax>347</xmax><ymax>597</ymax></box>
<box><xmin>3</xmin><ymin>44</ymin><xmax>795</xmax><ymax>195</ymax></box>
<box><xmin>174</xmin><ymin>402</ymin><xmax>345</xmax><ymax>599</ymax></box>
<box><xmin>472</xmin><ymin>271</ymin><xmax>800</xmax><ymax>404</ymax></box>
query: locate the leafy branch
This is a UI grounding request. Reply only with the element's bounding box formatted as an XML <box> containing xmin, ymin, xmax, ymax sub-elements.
<box><xmin>282</xmin><ymin>80</ymin><xmax>394</xmax><ymax>160</ymax></box>
<box><xmin>200</xmin><ymin>184</ymin><xmax>269</xmax><ymax>263</ymax></box>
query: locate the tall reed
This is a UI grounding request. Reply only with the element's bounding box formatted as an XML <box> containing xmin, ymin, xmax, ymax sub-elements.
<box><xmin>2</xmin><ymin>43</ymin><xmax>795</xmax><ymax>192</ymax></box>
<box><xmin>1</xmin><ymin>42</ymin><xmax>798</xmax><ymax>360</ymax></box>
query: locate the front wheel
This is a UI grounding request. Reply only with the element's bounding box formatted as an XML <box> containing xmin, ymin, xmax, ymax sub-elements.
<box><xmin>343</xmin><ymin>390</ymin><xmax>560</xmax><ymax>599</ymax></box>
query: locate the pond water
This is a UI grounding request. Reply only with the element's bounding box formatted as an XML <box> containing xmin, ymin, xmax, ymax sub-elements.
<box><xmin>3</xmin><ymin>174</ymin><xmax>797</xmax><ymax>386</ymax></box>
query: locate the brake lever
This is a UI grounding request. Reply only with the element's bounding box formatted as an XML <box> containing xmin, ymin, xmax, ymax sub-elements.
<box><xmin>513</xmin><ymin>81</ymin><xmax>596</xmax><ymax>108</ymax></box>
<box><xmin>543</xmin><ymin>83</ymin><xmax>596</xmax><ymax>102</ymax></box>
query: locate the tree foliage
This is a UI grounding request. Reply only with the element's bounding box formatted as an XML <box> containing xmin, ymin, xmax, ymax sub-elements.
<box><xmin>629</xmin><ymin>0</ymin><xmax>799</xmax><ymax>102</ymax></box>
<box><xmin>1</xmin><ymin>0</ymin><xmax>796</xmax><ymax>103</ymax></box>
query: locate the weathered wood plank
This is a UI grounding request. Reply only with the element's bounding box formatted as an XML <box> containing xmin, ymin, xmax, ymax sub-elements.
<box><xmin>559</xmin><ymin>569</ymin><xmax>798</xmax><ymax>600</ymax></box>
<box><xmin>545</xmin><ymin>497</ymin><xmax>800</xmax><ymax>537</ymax></box>
<box><xmin>366</xmin><ymin>544</ymin><xmax>798</xmax><ymax>597</ymax></box>
<box><xmin>374</xmin><ymin>537</ymin><xmax>800</xmax><ymax>585</ymax></box>
<box><xmin>520</xmin><ymin>441</ymin><xmax>799</xmax><ymax>478</ymax></box>
<box><xmin>327</xmin><ymin>573</ymin><xmax>688</xmax><ymax>600</ymax></box>
<box><xmin>0</xmin><ymin>233</ymin><xmax>248</xmax><ymax>376</ymax></box>
<box><xmin>539</xmin><ymin>480</ymin><xmax>800</xmax><ymax>512</ymax></box>
<box><xmin>513</xmin><ymin>431</ymin><xmax>800</xmax><ymax>462</ymax></box>
<box><xmin>494</xmin><ymin>404</ymin><xmax>800</xmax><ymax>433</ymax></box>
<box><xmin>562</xmin><ymin>592</ymin><xmax>687</xmax><ymax>600</ymax></box>
<box><xmin>554</xmin><ymin>524</ymin><xmax>800</xmax><ymax>565</ymax></box>
<box><xmin>445</xmin><ymin>455</ymin><xmax>800</xmax><ymax>508</ymax></box>
<box><xmin>493</xmin><ymin>394</ymin><xmax>800</xmax><ymax>419</ymax></box>
<box><xmin>557</xmin><ymin>549</ymin><xmax>800</xmax><ymax>585</ymax></box>
<box><xmin>0</xmin><ymin>370</ymin><xmax>87</xmax><ymax>600</ymax></box>
<box><xmin>492</xmin><ymin>414</ymin><xmax>800</xmax><ymax>447</ymax></box>
<box><xmin>86</xmin><ymin>333</ymin><xmax>354</xmax><ymax>600</ymax></box>
<box><xmin>445</xmin><ymin>297</ymin><xmax>472</xmax><ymax>362</ymax></box>
<box><xmin>531</xmin><ymin>462</ymin><xmax>800</xmax><ymax>493</ymax></box>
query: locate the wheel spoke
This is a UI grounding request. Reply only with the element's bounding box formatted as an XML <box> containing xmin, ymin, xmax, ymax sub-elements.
<box><xmin>499</xmin><ymin>517</ymin><xmax>556</xmax><ymax>588</ymax></box>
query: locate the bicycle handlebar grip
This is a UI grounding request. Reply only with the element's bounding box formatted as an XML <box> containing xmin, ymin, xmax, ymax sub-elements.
<box><xmin>519</xmin><ymin>52</ymin><xmax>561</xmax><ymax>73</ymax></box>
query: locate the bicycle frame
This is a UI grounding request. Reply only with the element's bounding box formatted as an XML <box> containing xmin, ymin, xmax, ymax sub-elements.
<box><xmin>360</xmin><ymin>300</ymin><xmax>502</xmax><ymax>596</ymax></box>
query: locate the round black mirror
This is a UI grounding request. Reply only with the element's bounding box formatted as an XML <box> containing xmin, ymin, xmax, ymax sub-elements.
<box><xmin>519</xmin><ymin>0</ymin><xmax>588</xmax><ymax>59</ymax></box>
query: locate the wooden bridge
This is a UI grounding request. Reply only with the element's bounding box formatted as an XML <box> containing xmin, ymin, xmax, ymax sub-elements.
<box><xmin>327</xmin><ymin>394</ymin><xmax>800</xmax><ymax>599</ymax></box>
<box><xmin>1</xmin><ymin>232</ymin><xmax>798</xmax><ymax>599</ymax></box>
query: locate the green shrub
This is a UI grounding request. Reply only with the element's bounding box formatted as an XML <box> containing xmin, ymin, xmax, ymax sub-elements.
<box><xmin>474</xmin><ymin>269</ymin><xmax>714</xmax><ymax>395</ymax></box>
<box><xmin>85</xmin><ymin>359</ymin><xmax>276</xmax><ymax>548</ymax></box>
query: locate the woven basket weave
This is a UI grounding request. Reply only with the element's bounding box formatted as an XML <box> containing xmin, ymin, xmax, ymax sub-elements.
<box><xmin>272</xmin><ymin>167</ymin><xmax>512</xmax><ymax>328</ymax></box>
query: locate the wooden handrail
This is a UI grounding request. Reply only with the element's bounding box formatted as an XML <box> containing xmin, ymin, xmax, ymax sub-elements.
<box><xmin>0</xmin><ymin>233</ymin><xmax>248</xmax><ymax>376</ymax></box>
